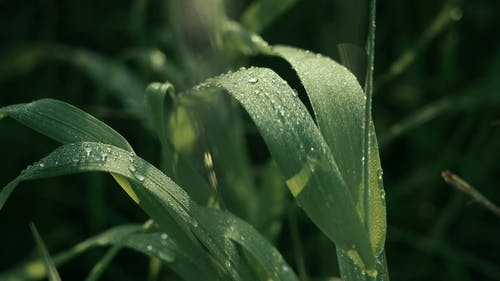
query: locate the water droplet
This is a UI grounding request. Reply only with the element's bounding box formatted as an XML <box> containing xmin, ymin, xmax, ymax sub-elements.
<box><xmin>248</xmin><ymin>77</ymin><xmax>258</xmax><ymax>84</ymax></box>
<box><xmin>134</xmin><ymin>173</ymin><xmax>145</xmax><ymax>182</ymax></box>
<box><xmin>281</xmin><ymin>80</ymin><xmax>287</xmax><ymax>85</ymax></box>
<box><xmin>161</xmin><ymin>233</ymin><xmax>168</xmax><ymax>240</ymax></box>
<box><xmin>380</xmin><ymin>189</ymin><xmax>386</xmax><ymax>200</ymax></box>
<box><xmin>39</xmin><ymin>163</ymin><xmax>45</xmax><ymax>168</ymax></box>
<box><xmin>159</xmin><ymin>251</ymin><xmax>175</xmax><ymax>262</ymax></box>
<box><xmin>377</xmin><ymin>169</ymin><xmax>383</xmax><ymax>181</ymax></box>
<box><xmin>240</xmin><ymin>236</ymin><xmax>245</xmax><ymax>242</ymax></box>
<box><xmin>128</xmin><ymin>165</ymin><xmax>136</xmax><ymax>173</ymax></box>
<box><xmin>225</xmin><ymin>260</ymin><xmax>231</xmax><ymax>268</ymax></box>
<box><xmin>101</xmin><ymin>152</ymin><xmax>109</xmax><ymax>162</ymax></box>
<box><xmin>361</xmin><ymin>156</ymin><xmax>366</xmax><ymax>162</ymax></box>
<box><xmin>55</xmin><ymin>161</ymin><xmax>59</xmax><ymax>165</ymax></box>
<box><xmin>192</xmin><ymin>220</ymin><xmax>199</xmax><ymax>228</ymax></box>
<box><xmin>282</xmin><ymin>265</ymin><xmax>289</xmax><ymax>272</ymax></box>
<box><xmin>84</xmin><ymin>146</ymin><xmax>92</xmax><ymax>157</ymax></box>
<box><xmin>147</xmin><ymin>245</ymin><xmax>153</xmax><ymax>251</ymax></box>
<box><xmin>271</xmin><ymin>78</ymin><xmax>276</xmax><ymax>84</ymax></box>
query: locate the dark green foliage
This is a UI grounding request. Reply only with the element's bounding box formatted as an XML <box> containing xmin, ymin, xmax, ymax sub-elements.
<box><xmin>1</xmin><ymin>0</ymin><xmax>499</xmax><ymax>280</ymax></box>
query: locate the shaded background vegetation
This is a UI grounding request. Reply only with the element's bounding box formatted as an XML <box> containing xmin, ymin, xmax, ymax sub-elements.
<box><xmin>1</xmin><ymin>0</ymin><xmax>499</xmax><ymax>280</ymax></box>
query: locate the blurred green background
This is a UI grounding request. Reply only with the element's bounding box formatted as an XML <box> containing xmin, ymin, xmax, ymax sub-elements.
<box><xmin>0</xmin><ymin>0</ymin><xmax>499</xmax><ymax>280</ymax></box>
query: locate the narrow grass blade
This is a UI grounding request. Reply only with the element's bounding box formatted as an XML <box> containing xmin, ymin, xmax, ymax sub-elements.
<box><xmin>29</xmin><ymin>223</ymin><xmax>62</xmax><ymax>281</ymax></box>
<box><xmin>0</xmin><ymin>224</ymin><xmax>208</xmax><ymax>281</ymax></box>
<box><xmin>0</xmin><ymin>225</ymin><xmax>141</xmax><ymax>281</ymax></box>
<box><xmin>145</xmin><ymin>83</ymin><xmax>213</xmax><ymax>204</ymax></box>
<box><xmin>0</xmin><ymin>98</ymin><xmax>133</xmax><ymax>151</ymax></box>
<box><xmin>241</xmin><ymin>0</ymin><xmax>300</xmax><ymax>33</ymax></box>
<box><xmin>0</xmin><ymin>44</ymin><xmax>145</xmax><ymax>116</ymax></box>
<box><xmin>84</xmin><ymin>242</ymin><xmax>123</xmax><ymax>281</ymax></box>
<box><xmin>337</xmin><ymin>43</ymin><xmax>368</xmax><ymax>86</ymax></box>
<box><xmin>442</xmin><ymin>170</ymin><xmax>500</xmax><ymax>218</ymax></box>
<box><xmin>1</xmin><ymin>141</ymin><xmax>299</xmax><ymax>280</ymax></box>
<box><xmin>379</xmin><ymin>78</ymin><xmax>500</xmax><ymax>148</ymax></box>
<box><xmin>168</xmin><ymin>89</ymin><xmax>260</xmax><ymax>221</ymax></box>
<box><xmin>375</xmin><ymin>3</ymin><xmax>463</xmax><ymax>91</ymax></box>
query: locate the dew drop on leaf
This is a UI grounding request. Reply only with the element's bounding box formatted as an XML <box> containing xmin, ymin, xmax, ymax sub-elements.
<box><xmin>159</xmin><ymin>251</ymin><xmax>176</xmax><ymax>262</ymax></box>
<box><xmin>377</xmin><ymin>169</ymin><xmax>383</xmax><ymax>181</ymax></box>
<box><xmin>100</xmin><ymin>152</ymin><xmax>109</xmax><ymax>162</ymax></box>
<box><xmin>248</xmin><ymin>77</ymin><xmax>258</xmax><ymax>84</ymax></box>
<box><xmin>128</xmin><ymin>165</ymin><xmax>136</xmax><ymax>173</ymax></box>
<box><xmin>84</xmin><ymin>146</ymin><xmax>92</xmax><ymax>156</ymax></box>
<box><xmin>134</xmin><ymin>173</ymin><xmax>145</xmax><ymax>182</ymax></box>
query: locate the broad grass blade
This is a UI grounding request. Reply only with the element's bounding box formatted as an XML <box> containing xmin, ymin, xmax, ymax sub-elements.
<box><xmin>273</xmin><ymin>45</ymin><xmax>386</xmax><ymax>274</ymax></box>
<box><xmin>0</xmin><ymin>141</ymin><xmax>298</xmax><ymax>281</ymax></box>
<box><xmin>189</xmin><ymin>67</ymin><xmax>375</xmax><ymax>268</ymax></box>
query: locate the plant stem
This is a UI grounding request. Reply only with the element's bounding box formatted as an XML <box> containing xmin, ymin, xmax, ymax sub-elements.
<box><xmin>363</xmin><ymin>0</ymin><xmax>376</xmax><ymax>246</ymax></box>
<box><xmin>374</xmin><ymin>2</ymin><xmax>463</xmax><ymax>92</ymax></box>
<box><xmin>441</xmin><ymin>170</ymin><xmax>500</xmax><ymax>218</ymax></box>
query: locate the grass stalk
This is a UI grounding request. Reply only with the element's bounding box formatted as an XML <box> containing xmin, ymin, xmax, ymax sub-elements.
<box><xmin>442</xmin><ymin>170</ymin><xmax>500</xmax><ymax>218</ymax></box>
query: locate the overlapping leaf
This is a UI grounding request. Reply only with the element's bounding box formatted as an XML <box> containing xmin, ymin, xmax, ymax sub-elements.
<box><xmin>188</xmin><ymin>66</ymin><xmax>377</xmax><ymax>269</ymax></box>
<box><xmin>0</xmin><ymin>100</ymin><xmax>299</xmax><ymax>281</ymax></box>
<box><xmin>272</xmin><ymin>46</ymin><xmax>386</xmax><ymax>258</ymax></box>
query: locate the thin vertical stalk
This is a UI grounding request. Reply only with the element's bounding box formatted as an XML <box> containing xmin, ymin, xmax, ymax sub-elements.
<box><xmin>363</xmin><ymin>0</ymin><xmax>376</xmax><ymax>245</ymax></box>
<box><xmin>288</xmin><ymin>207</ymin><xmax>310</xmax><ymax>281</ymax></box>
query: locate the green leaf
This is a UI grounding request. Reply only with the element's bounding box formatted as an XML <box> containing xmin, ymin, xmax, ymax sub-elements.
<box><xmin>241</xmin><ymin>0</ymin><xmax>300</xmax><ymax>33</ymax></box>
<box><xmin>29</xmin><ymin>223</ymin><xmax>62</xmax><ymax>281</ymax></box>
<box><xmin>0</xmin><ymin>45</ymin><xmax>145</xmax><ymax>116</ymax></box>
<box><xmin>189</xmin><ymin>66</ymin><xmax>375</xmax><ymax>268</ymax></box>
<box><xmin>0</xmin><ymin>98</ymin><xmax>133</xmax><ymax>151</ymax></box>
<box><xmin>166</xmin><ymin>87</ymin><xmax>261</xmax><ymax>222</ymax></box>
<box><xmin>337</xmin><ymin>43</ymin><xmax>367</xmax><ymax>86</ymax></box>
<box><xmin>272</xmin><ymin>46</ymin><xmax>386</xmax><ymax>277</ymax></box>
<box><xmin>193</xmin><ymin>207</ymin><xmax>299</xmax><ymax>281</ymax></box>
<box><xmin>0</xmin><ymin>224</ymin><xmax>208</xmax><ymax>281</ymax></box>
<box><xmin>0</xmin><ymin>100</ymin><xmax>218</xmax><ymax>280</ymax></box>
<box><xmin>273</xmin><ymin>46</ymin><xmax>386</xmax><ymax>256</ymax></box>
<box><xmin>1</xmin><ymin>141</ymin><xmax>298</xmax><ymax>281</ymax></box>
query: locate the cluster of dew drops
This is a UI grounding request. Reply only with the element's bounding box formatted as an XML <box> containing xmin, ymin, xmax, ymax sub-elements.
<box><xmin>144</xmin><ymin>232</ymin><xmax>176</xmax><ymax>263</ymax></box>
<box><xmin>25</xmin><ymin>144</ymin><xmax>146</xmax><ymax>183</ymax></box>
